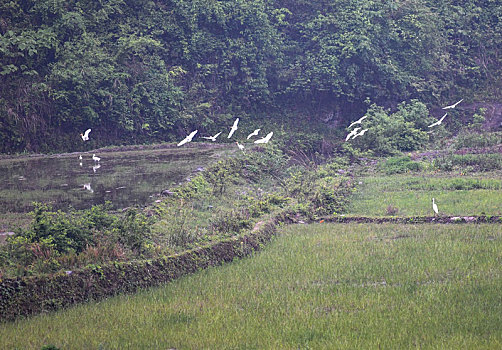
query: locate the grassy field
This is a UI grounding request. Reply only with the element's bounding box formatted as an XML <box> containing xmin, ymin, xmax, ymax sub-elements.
<box><xmin>348</xmin><ymin>173</ymin><xmax>502</xmax><ymax>216</ymax></box>
<box><xmin>1</xmin><ymin>223</ymin><xmax>501</xmax><ymax>349</ymax></box>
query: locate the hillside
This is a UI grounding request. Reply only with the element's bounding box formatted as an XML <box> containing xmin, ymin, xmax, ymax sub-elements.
<box><xmin>1</xmin><ymin>0</ymin><xmax>501</xmax><ymax>153</ymax></box>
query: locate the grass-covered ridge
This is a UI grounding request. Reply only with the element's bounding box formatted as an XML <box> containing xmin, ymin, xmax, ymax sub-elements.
<box><xmin>349</xmin><ymin>174</ymin><xmax>502</xmax><ymax>217</ymax></box>
<box><xmin>1</xmin><ymin>223</ymin><xmax>501</xmax><ymax>349</ymax></box>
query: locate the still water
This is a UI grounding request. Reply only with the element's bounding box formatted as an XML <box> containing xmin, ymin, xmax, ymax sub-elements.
<box><xmin>0</xmin><ymin>146</ymin><xmax>225</xmax><ymax>213</ymax></box>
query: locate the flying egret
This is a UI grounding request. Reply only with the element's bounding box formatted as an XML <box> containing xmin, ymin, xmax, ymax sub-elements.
<box><xmin>348</xmin><ymin>116</ymin><xmax>367</xmax><ymax>129</ymax></box>
<box><xmin>177</xmin><ymin>130</ymin><xmax>198</xmax><ymax>147</ymax></box>
<box><xmin>247</xmin><ymin>128</ymin><xmax>261</xmax><ymax>140</ymax></box>
<box><xmin>352</xmin><ymin>128</ymin><xmax>368</xmax><ymax>140</ymax></box>
<box><xmin>236</xmin><ymin>142</ymin><xmax>245</xmax><ymax>151</ymax></box>
<box><xmin>428</xmin><ymin>113</ymin><xmax>448</xmax><ymax>128</ymax></box>
<box><xmin>442</xmin><ymin>99</ymin><xmax>463</xmax><ymax>110</ymax></box>
<box><xmin>201</xmin><ymin>132</ymin><xmax>222</xmax><ymax>142</ymax></box>
<box><xmin>254</xmin><ymin>131</ymin><xmax>273</xmax><ymax>144</ymax></box>
<box><xmin>81</xmin><ymin>129</ymin><xmax>91</xmax><ymax>141</ymax></box>
<box><xmin>228</xmin><ymin>118</ymin><xmax>239</xmax><ymax>138</ymax></box>
<box><xmin>83</xmin><ymin>183</ymin><xmax>94</xmax><ymax>193</ymax></box>
<box><xmin>432</xmin><ymin>198</ymin><xmax>438</xmax><ymax>215</ymax></box>
<box><xmin>92</xmin><ymin>154</ymin><xmax>101</xmax><ymax>162</ymax></box>
<box><xmin>345</xmin><ymin>127</ymin><xmax>361</xmax><ymax>141</ymax></box>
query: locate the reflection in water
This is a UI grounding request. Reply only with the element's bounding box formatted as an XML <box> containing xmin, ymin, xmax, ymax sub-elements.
<box><xmin>0</xmin><ymin>147</ymin><xmax>222</xmax><ymax>213</ymax></box>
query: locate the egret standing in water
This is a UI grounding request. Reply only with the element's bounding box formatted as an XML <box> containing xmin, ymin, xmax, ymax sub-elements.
<box><xmin>247</xmin><ymin>128</ymin><xmax>261</xmax><ymax>140</ymax></box>
<box><xmin>228</xmin><ymin>118</ymin><xmax>239</xmax><ymax>138</ymax></box>
<box><xmin>81</xmin><ymin>129</ymin><xmax>91</xmax><ymax>141</ymax></box>
<box><xmin>201</xmin><ymin>132</ymin><xmax>222</xmax><ymax>142</ymax></box>
<box><xmin>177</xmin><ymin>130</ymin><xmax>198</xmax><ymax>147</ymax></box>
<box><xmin>442</xmin><ymin>99</ymin><xmax>463</xmax><ymax>110</ymax></box>
<box><xmin>92</xmin><ymin>154</ymin><xmax>101</xmax><ymax>162</ymax></box>
<box><xmin>254</xmin><ymin>131</ymin><xmax>273</xmax><ymax>144</ymax></box>
<box><xmin>432</xmin><ymin>198</ymin><xmax>439</xmax><ymax>216</ymax></box>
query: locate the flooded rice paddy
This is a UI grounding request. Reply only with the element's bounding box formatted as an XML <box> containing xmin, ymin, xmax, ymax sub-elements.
<box><xmin>0</xmin><ymin>145</ymin><xmax>226</xmax><ymax>215</ymax></box>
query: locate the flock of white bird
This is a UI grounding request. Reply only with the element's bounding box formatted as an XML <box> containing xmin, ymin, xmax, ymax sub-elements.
<box><xmin>176</xmin><ymin>117</ymin><xmax>274</xmax><ymax>149</ymax></box>
<box><xmin>79</xmin><ymin>98</ymin><xmax>463</xmax><ymax>212</ymax></box>
<box><xmin>342</xmin><ymin>98</ymin><xmax>464</xmax><ymax>215</ymax></box>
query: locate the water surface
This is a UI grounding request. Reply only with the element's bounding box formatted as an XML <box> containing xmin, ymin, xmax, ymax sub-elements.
<box><xmin>0</xmin><ymin>146</ymin><xmax>225</xmax><ymax>213</ymax></box>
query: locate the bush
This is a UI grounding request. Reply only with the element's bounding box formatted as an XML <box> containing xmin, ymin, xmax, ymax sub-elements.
<box><xmin>379</xmin><ymin>156</ymin><xmax>423</xmax><ymax>174</ymax></box>
<box><xmin>349</xmin><ymin>100</ymin><xmax>431</xmax><ymax>155</ymax></box>
<box><xmin>23</xmin><ymin>203</ymin><xmax>95</xmax><ymax>254</ymax></box>
<box><xmin>453</xmin><ymin>131</ymin><xmax>502</xmax><ymax>150</ymax></box>
<box><xmin>433</xmin><ymin>153</ymin><xmax>502</xmax><ymax>172</ymax></box>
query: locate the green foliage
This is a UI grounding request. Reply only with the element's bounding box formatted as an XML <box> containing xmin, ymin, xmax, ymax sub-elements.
<box><xmin>173</xmin><ymin>175</ymin><xmax>211</xmax><ymax>199</ymax></box>
<box><xmin>349</xmin><ymin>101</ymin><xmax>431</xmax><ymax>155</ymax></box>
<box><xmin>433</xmin><ymin>154</ymin><xmax>502</xmax><ymax>172</ymax></box>
<box><xmin>379</xmin><ymin>156</ymin><xmax>423</xmax><ymax>175</ymax></box>
<box><xmin>23</xmin><ymin>203</ymin><xmax>95</xmax><ymax>254</ymax></box>
<box><xmin>0</xmin><ymin>202</ymin><xmax>153</xmax><ymax>276</ymax></box>
<box><xmin>453</xmin><ymin>131</ymin><xmax>502</xmax><ymax>150</ymax></box>
<box><xmin>2</xmin><ymin>0</ymin><xmax>501</xmax><ymax>152</ymax></box>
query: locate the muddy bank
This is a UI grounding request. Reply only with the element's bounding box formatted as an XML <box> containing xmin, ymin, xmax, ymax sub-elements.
<box><xmin>0</xmin><ymin>142</ymin><xmax>227</xmax><ymax>161</ymax></box>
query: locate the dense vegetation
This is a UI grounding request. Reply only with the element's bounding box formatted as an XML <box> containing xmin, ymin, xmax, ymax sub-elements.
<box><xmin>1</xmin><ymin>0</ymin><xmax>501</xmax><ymax>153</ymax></box>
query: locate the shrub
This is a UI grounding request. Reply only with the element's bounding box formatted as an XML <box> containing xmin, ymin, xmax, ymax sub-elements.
<box><xmin>23</xmin><ymin>203</ymin><xmax>95</xmax><ymax>254</ymax></box>
<box><xmin>453</xmin><ymin>131</ymin><xmax>502</xmax><ymax>150</ymax></box>
<box><xmin>433</xmin><ymin>153</ymin><xmax>502</xmax><ymax>172</ymax></box>
<box><xmin>379</xmin><ymin>156</ymin><xmax>423</xmax><ymax>174</ymax></box>
<box><xmin>349</xmin><ymin>100</ymin><xmax>431</xmax><ymax>155</ymax></box>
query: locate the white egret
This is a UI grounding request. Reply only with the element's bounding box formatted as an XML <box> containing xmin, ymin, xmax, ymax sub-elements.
<box><xmin>228</xmin><ymin>118</ymin><xmax>239</xmax><ymax>138</ymax></box>
<box><xmin>345</xmin><ymin>127</ymin><xmax>361</xmax><ymax>141</ymax></box>
<box><xmin>348</xmin><ymin>116</ymin><xmax>367</xmax><ymax>129</ymax></box>
<box><xmin>432</xmin><ymin>198</ymin><xmax>438</xmax><ymax>215</ymax></box>
<box><xmin>201</xmin><ymin>132</ymin><xmax>222</xmax><ymax>142</ymax></box>
<box><xmin>177</xmin><ymin>130</ymin><xmax>198</xmax><ymax>147</ymax></box>
<box><xmin>79</xmin><ymin>155</ymin><xmax>82</xmax><ymax>160</ymax></box>
<box><xmin>247</xmin><ymin>128</ymin><xmax>261</xmax><ymax>140</ymax></box>
<box><xmin>236</xmin><ymin>142</ymin><xmax>245</xmax><ymax>151</ymax></box>
<box><xmin>83</xmin><ymin>183</ymin><xmax>94</xmax><ymax>193</ymax></box>
<box><xmin>92</xmin><ymin>163</ymin><xmax>101</xmax><ymax>173</ymax></box>
<box><xmin>351</xmin><ymin>128</ymin><xmax>368</xmax><ymax>140</ymax></box>
<box><xmin>428</xmin><ymin>113</ymin><xmax>448</xmax><ymax>128</ymax></box>
<box><xmin>92</xmin><ymin>154</ymin><xmax>101</xmax><ymax>162</ymax></box>
<box><xmin>254</xmin><ymin>131</ymin><xmax>273</xmax><ymax>144</ymax></box>
<box><xmin>442</xmin><ymin>99</ymin><xmax>463</xmax><ymax>110</ymax></box>
<box><xmin>81</xmin><ymin>129</ymin><xmax>91</xmax><ymax>141</ymax></box>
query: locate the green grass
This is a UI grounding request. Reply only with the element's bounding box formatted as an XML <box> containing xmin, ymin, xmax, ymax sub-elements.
<box><xmin>349</xmin><ymin>174</ymin><xmax>502</xmax><ymax>216</ymax></box>
<box><xmin>1</xmin><ymin>223</ymin><xmax>501</xmax><ymax>349</ymax></box>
